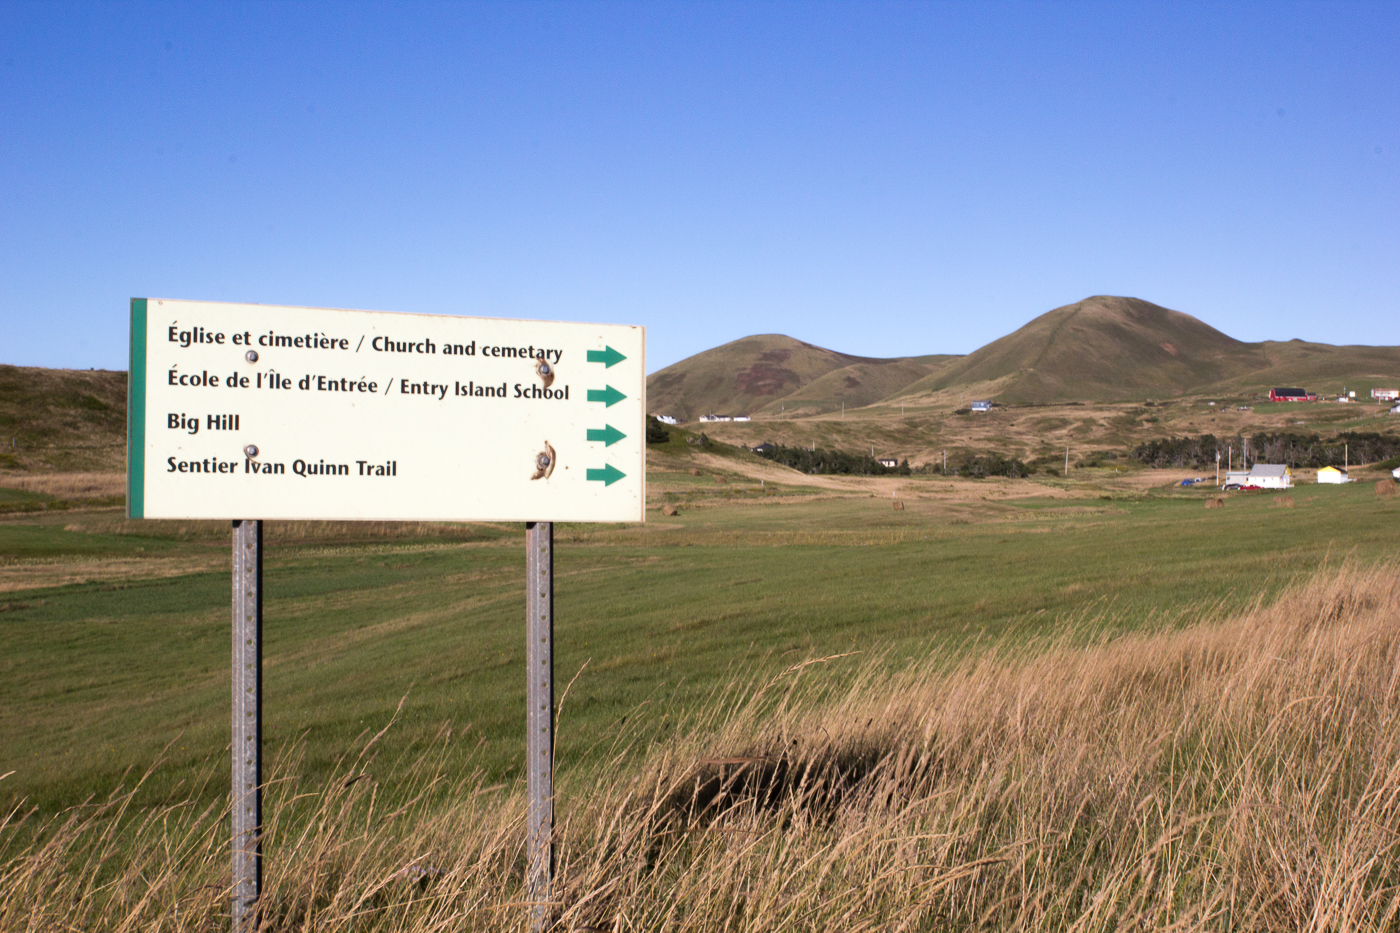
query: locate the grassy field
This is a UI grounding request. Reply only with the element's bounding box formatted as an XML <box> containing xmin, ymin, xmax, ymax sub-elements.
<box><xmin>4</xmin><ymin>460</ymin><xmax>1398</xmax><ymax>823</ymax></box>
<box><xmin>5</xmin><ymin>342</ymin><xmax>1399</xmax><ymax>927</ymax></box>
<box><xmin>4</xmin><ymin>554</ymin><xmax>1399</xmax><ymax>930</ymax></box>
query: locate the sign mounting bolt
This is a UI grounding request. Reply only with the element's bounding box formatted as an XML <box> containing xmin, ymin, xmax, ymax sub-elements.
<box><xmin>244</xmin><ymin>444</ymin><xmax>259</xmax><ymax>459</ymax></box>
<box><xmin>245</xmin><ymin>350</ymin><xmax>259</xmax><ymax>363</ymax></box>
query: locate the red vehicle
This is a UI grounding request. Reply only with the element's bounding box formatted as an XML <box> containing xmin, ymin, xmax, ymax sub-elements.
<box><xmin>1269</xmin><ymin>387</ymin><xmax>1317</xmax><ymax>402</ymax></box>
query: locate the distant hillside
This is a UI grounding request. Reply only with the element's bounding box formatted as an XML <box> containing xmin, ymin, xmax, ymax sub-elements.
<box><xmin>756</xmin><ymin>355</ymin><xmax>959</xmax><ymax>416</ymax></box>
<box><xmin>646</xmin><ymin>335</ymin><xmax>950</xmax><ymax>421</ymax></box>
<box><xmin>649</xmin><ymin>296</ymin><xmax>1400</xmax><ymax>418</ymax></box>
<box><xmin>903</xmin><ymin>296</ymin><xmax>1271</xmax><ymax>404</ymax></box>
<box><xmin>0</xmin><ymin>366</ymin><xmax>127</xmax><ymax>471</ymax></box>
<box><xmin>901</xmin><ymin>295</ymin><xmax>1400</xmax><ymax>404</ymax></box>
<box><xmin>1199</xmin><ymin>340</ymin><xmax>1400</xmax><ymax>398</ymax></box>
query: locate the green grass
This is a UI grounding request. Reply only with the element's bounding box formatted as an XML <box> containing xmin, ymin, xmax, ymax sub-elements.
<box><xmin>2</xmin><ymin>479</ymin><xmax>1397</xmax><ymax>820</ymax></box>
<box><xmin>0</xmin><ymin>487</ymin><xmax>49</xmax><ymax>506</ymax></box>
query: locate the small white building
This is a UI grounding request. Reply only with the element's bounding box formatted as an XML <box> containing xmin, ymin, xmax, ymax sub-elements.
<box><xmin>698</xmin><ymin>414</ymin><xmax>732</xmax><ymax>423</ymax></box>
<box><xmin>1226</xmin><ymin>465</ymin><xmax>1292</xmax><ymax>489</ymax></box>
<box><xmin>1246</xmin><ymin>464</ymin><xmax>1293</xmax><ymax>489</ymax></box>
<box><xmin>1371</xmin><ymin>388</ymin><xmax>1399</xmax><ymax>401</ymax></box>
<box><xmin>732</xmin><ymin>415</ymin><xmax>751</xmax><ymax>422</ymax></box>
<box><xmin>1318</xmin><ymin>466</ymin><xmax>1349</xmax><ymax>484</ymax></box>
<box><xmin>655</xmin><ymin>414</ymin><xmax>678</xmax><ymax>425</ymax></box>
<box><xmin>877</xmin><ymin>457</ymin><xmax>899</xmax><ymax>468</ymax></box>
<box><xmin>970</xmin><ymin>400</ymin><xmax>993</xmax><ymax>412</ymax></box>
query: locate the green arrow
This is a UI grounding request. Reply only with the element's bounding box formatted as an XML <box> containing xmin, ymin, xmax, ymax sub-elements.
<box><xmin>586</xmin><ymin>424</ymin><xmax>627</xmax><ymax>447</ymax></box>
<box><xmin>587</xmin><ymin>385</ymin><xmax>626</xmax><ymax>407</ymax></box>
<box><xmin>587</xmin><ymin>346</ymin><xmax>627</xmax><ymax>368</ymax></box>
<box><xmin>586</xmin><ymin>464</ymin><xmax>626</xmax><ymax>486</ymax></box>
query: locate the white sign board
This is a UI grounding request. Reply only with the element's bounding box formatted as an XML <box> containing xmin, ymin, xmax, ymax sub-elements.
<box><xmin>128</xmin><ymin>299</ymin><xmax>645</xmax><ymax>522</ymax></box>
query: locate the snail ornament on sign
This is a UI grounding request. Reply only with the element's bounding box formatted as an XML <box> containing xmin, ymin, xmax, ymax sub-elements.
<box><xmin>535</xmin><ymin>358</ymin><xmax>555</xmax><ymax>388</ymax></box>
<box><xmin>531</xmin><ymin>441</ymin><xmax>557</xmax><ymax>481</ymax></box>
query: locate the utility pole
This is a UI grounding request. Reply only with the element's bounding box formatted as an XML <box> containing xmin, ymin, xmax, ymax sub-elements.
<box><xmin>1064</xmin><ymin>446</ymin><xmax>1069</xmax><ymax>476</ymax></box>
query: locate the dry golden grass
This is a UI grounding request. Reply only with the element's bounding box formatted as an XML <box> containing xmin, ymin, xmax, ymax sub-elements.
<box><xmin>4</xmin><ymin>563</ymin><xmax>1400</xmax><ymax>931</ymax></box>
<box><xmin>0</xmin><ymin>471</ymin><xmax>125</xmax><ymax>498</ymax></box>
<box><xmin>0</xmin><ymin>554</ymin><xmax>230</xmax><ymax>593</ymax></box>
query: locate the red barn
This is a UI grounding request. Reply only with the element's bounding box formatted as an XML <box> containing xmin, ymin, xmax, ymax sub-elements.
<box><xmin>1269</xmin><ymin>387</ymin><xmax>1316</xmax><ymax>402</ymax></box>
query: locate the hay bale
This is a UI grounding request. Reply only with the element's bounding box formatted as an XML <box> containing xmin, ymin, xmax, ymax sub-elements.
<box><xmin>1270</xmin><ymin>496</ymin><xmax>1295</xmax><ymax>508</ymax></box>
<box><xmin>893</xmin><ymin>500</ymin><xmax>904</xmax><ymax>511</ymax></box>
<box><xmin>1377</xmin><ymin>478</ymin><xmax>1397</xmax><ymax>497</ymax></box>
<box><xmin>1205</xmin><ymin>497</ymin><xmax>1225</xmax><ymax>509</ymax></box>
<box><xmin>661</xmin><ymin>503</ymin><xmax>680</xmax><ymax>516</ymax></box>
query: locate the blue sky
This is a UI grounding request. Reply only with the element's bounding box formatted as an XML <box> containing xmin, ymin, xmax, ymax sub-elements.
<box><xmin>2</xmin><ymin>1</ymin><xmax>1396</xmax><ymax>372</ymax></box>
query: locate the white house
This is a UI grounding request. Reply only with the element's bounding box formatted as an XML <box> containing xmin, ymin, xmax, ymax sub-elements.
<box><xmin>970</xmin><ymin>400</ymin><xmax>993</xmax><ymax>412</ymax></box>
<box><xmin>698</xmin><ymin>414</ymin><xmax>732</xmax><ymax>423</ymax></box>
<box><xmin>877</xmin><ymin>457</ymin><xmax>899</xmax><ymax>468</ymax></box>
<box><xmin>1371</xmin><ymin>388</ymin><xmax>1399</xmax><ymax>401</ymax></box>
<box><xmin>1246</xmin><ymin>464</ymin><xmax>1292</xmax><ymax>489</ymax></box>
<box><xmin>732</xmin><ymin>415</ymin><xmax>751</xmax><ymax>422</ymax></box>
<box><xmin>655</xmin><ymin>414</ymin><xmax>678</xmax><ymax>425</ymax></box>
<box><xmin>1227</xmin><ymin>465</ymin><xmax>1292</xmax><ymax>489</ymax></box>
<box><xmin>1318</xmin><ymin>466</ymin><xmax>1349</xmax><ymax>484</ymax></box>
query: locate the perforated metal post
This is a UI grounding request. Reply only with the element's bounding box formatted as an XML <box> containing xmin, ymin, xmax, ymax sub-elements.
<box><xmin>525</xmin><ymin>521</ymin><xmax>554</xmax><ymax>931</ymax></box>
<box><xmin>231</xmin><ymin>520</ymin><xmax>262</xmax><ymax>932</ymax></box>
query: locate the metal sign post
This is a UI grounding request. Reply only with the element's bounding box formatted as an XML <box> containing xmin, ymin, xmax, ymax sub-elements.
<box><xmin>231</xmin><ymin>519</ymin><xmax>262</xmax><ymax>931</ymax></box>
<box><xmin>525</xmin><ymin>521</ymin><xmax>554</xmax><ymax>929</ymax></box>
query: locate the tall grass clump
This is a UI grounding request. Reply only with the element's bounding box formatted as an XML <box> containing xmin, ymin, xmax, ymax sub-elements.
<box><xmin>4</xmin><ymin>563</ymin><xmax>1400</xmax><ymax>931</ymax></box>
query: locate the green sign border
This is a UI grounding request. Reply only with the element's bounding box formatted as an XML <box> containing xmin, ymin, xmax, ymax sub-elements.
<box><xmin>127</xmin><ymin>299</ymin><xmax>146</xmax><ymax>518</ymax></box>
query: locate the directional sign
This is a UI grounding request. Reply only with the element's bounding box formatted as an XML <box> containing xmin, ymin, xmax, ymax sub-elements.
<box><xmin>586</xmin><ymin>425</ymin><xmax>626</xmax><ymax>447</ymax></box>
<box><xmin>586</xmin><ymin>346</ymin><xmax>627</xmax><ymax>368</ymax></box>
<box><xmin>127</xmin><ymin>299</ymin><xmax>645</xmax><ymax>522</ymax></box>
<box><xmin>585</xmin><ymin>464</ymin><xmax>626</xmax><ymax>486</ymax></box>
<box><xmin>587</xmin><ymin>385</ymin><xmax>627</xmax><ymax>407</ymax></box>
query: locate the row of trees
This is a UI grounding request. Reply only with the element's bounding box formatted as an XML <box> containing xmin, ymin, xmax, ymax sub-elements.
<box><xmin>911</xmin><ymin>454</ymin><xmax>1034</xmax><ymax>478</ymax></box>
<box><xmin>748</xmin><ymin>431</ymin><xmax>1399</xmax><ymax>480</ymax></box>
<box><xmin>753</xmin><ymin>444</ymin><xmax>911</xmax><ymax>475</ymax></box>
<box><xmin>1129</xmin><ymin>432</ymin><xmax>1400</xmax><ymax>469</ymax></box>
<box><xmin>754</xmin><ymin>444</ymin><xmax>1035</xmax><ymax>479</ymax></box>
